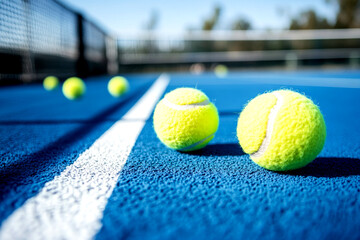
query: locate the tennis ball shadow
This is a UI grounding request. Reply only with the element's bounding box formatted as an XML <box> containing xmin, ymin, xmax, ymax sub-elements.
<box><xmin>283</xmin><ymin>157</ymin><xmax>360</xmax><ymax>177</ymax></box>
<box><xmin>218</xmin><ymin>111</ymin><xmax>240</xmax><ymax>117</ymax></box>
<box><xmin>185</xmin><ymin>143</ymin><xmax>245</xmax><ymax>157</ymax></box>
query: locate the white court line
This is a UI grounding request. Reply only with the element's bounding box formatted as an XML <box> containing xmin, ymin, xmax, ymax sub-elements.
<box><xmin>0</xmin><ymin>74</ymin><xmax>169</xmax><ymax>240</ymax></box>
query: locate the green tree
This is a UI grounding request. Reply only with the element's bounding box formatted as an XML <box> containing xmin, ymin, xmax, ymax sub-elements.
<box><xmin>334</xmin><ymin>0</ymin><xmax>360</xmax><ymax>28</ymax></box>
<box><xmin>202</xmin><ymin>5</ymin><xmax>222</xmax><ymax>30</ymax></box>
<box><xmin>145</xmin><ymin>10</ymin><xmax>159</xmax><ymax>30</ymax></box>
<box><xmin>289</xmin><ymin>0</ymin><xmax>360</xmax><ymax>29</ymax></box>
<box><xmin>289</xmin><ymin>10</ymin><xmax>331</xmax><ymax>30</ymax></box>
<box><xmin>232</xmin><ymin>18</ymin><xmax>251</xmax><ymax>30</ymax></box>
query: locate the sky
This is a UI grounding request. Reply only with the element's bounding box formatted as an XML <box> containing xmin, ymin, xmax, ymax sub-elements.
<box><xmin>61</xmin><ymin>0</ymin><xmax>338</xmax><ymax>36</ymax></box>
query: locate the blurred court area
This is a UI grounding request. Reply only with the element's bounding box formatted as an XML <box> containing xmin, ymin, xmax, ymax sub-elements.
<box><xmin>1</xmin><ymin>0</ymin><xmax>360</xmax><ymax>85</ymax></box>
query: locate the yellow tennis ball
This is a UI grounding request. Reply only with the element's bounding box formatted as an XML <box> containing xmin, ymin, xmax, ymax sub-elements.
<box><xmin>237</xmin><ymin>90</ymin><xmax>326</xmax><ymax>171</ymax></box>
<box><xmin>62</xmin><ymin>77</ymin><xmax>86</xmax><ymax>100</ymax></box>
<box><xmin>153</xmin><ymin>88</ymin><xmax>219</xmax><ymax>151</ymax></box>
<box><xmin>108</xmin><ymin>76</ymin><xmax>129</xmax><ymax>97</ymax></box>
<box><xmin>43</xmin><ymin>76</ymin><xmax>59</xmax><ymax>91</ymax></box>
<box><xmin>214</xmin><ymin>64</ymin><xmax>228</xmax><ymax>78</ymax></box>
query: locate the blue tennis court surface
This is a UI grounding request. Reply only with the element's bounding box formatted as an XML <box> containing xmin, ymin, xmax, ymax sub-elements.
<box><xmin>0</xmin><ymin>71</ymin><xmax>360</xmax><ymax>240</ymax></box>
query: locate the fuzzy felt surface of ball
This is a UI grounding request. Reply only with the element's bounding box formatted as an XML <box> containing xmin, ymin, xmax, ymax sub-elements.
<box><xmin>153</xmin><ymin>88</ymin><xmax>219</xmax><ymax>152</ymax></box>
<box><xmin>108</xmin><ymin>76</ymin><xmax>129</xmax><ymax>97</ymax></box>
<box><xmin>43</xmin><ymin>76</ymin><xmax>59</xmax><ymax>91</ymax></box>
<box><xmin>62</xmin><ymin>77</ymin><xmax>86</xmax><ymax>100</ymax></box>
<box><xmin>237</xmin><ymin>90</ymin><xmax>326</xmax><ymax>171</ymax></box>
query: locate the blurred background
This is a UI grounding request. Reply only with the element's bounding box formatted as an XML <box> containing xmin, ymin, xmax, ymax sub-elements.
<box><xmin>0</xmin><ymin>0</ymin><xmax>359</xmax><ymax>85</ymax></box>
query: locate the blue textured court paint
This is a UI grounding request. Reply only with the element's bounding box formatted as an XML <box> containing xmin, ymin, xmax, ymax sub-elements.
<box><xmin>0</xmin><ymin>75</ymin><xmax>156</xmax><ymax>225</ymax></box>
<box><xmin>0</xmin><ymin>71</ymin><xmax>360</xmax><ymax>240</ymax></box>
<box><xmin>96</xmin><ymin>71</ymin><xmax>360</xmax><ymax>240</ymax></box>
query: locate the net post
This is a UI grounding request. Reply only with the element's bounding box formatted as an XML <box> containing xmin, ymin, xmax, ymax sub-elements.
<box><xmin>76</xmin><ymin>13</ymin><xmax>88</xmax><ymax>78</ymax></box>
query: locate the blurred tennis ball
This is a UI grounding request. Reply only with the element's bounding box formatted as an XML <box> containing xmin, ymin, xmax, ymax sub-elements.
<box><xmin>107</xmin><ymin>76</ymin><xmax>129</xmax><ymax>97</ymax></box>
<box><xmin>237</xmin><ymin>90</ymin><xmax>326</xmax><ymax>171</ymax></box>
<box><xmin>190</xmin><ymin>63</ymin><xmax>205</xmax><ymax>75</ymax></box>
<box><xmin>43</xmin><ymin>76</ymin><xmax>59</xmax><ymax>91</ymax></box>
<box><xmin>62</xmin><ymin>77</ymin><xmax>86</xmax><ymax>100</ymax></box>
<box><xmin>214</xmin><ymin>64</ymin><xmax>228</xmax><ymax>78</ymax></box>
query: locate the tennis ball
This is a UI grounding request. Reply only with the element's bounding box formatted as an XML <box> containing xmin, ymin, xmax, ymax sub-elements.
<box><xmin>237</xmin><ymin>90</ymin><xmax>326</xmax><ymax>171</ymax></box>
<box><xmin>190</xmin><ymin>63</ymin><xmax>205</xmax><ymax>75</ymax></box>
<box><xmin>62</xmin><ymin>77</ymin><xmax>86</xmax><ymax>100</ymax></box>
<box><xmin>108</xmin><ymin>76</ymin><xmax>129</xmax><ymax>97</ymax></box>
<box><xmin>153</xmin><ymin>88</ymin><xmax>219</xmax><ymax>151</ymax></box>
<box><xmin>214</xmin><ymin>64</ymin><xmax>228</xmax><ymax>78</ymax></box>
<box><xmin>43</xmin><ymin>76</ymin><xmax>59</xmax><ymax>91</ymax></box>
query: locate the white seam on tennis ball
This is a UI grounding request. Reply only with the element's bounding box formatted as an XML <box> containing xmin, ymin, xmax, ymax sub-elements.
<box><xmin>162</xmin><ymin>98</ymin><xmax>210</xmax><ymax>110</ymax></box>
<box><xmin>250</xmin><ymin>91</ymin><xmax>284</xmax><ymax>158</ymax></box>
<box><xmin>178</xmin><ymin>133</ymin><xmax>215</xmax><ymax>151</ymax></box>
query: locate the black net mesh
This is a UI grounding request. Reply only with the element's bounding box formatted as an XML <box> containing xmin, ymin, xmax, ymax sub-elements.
<box><xmin>0</xmin><ymin>0</ymin><xmax>112</xmax><ymax>84</ymax></box>
<box><xmin>83</xmin><ymin>20</ymin><xmax>107</xmax><ymax>75</ymax></box>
